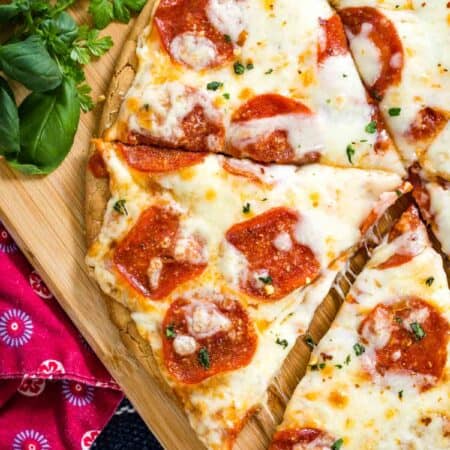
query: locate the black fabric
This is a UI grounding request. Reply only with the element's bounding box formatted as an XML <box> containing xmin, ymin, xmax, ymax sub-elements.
<box><xmin>93</xmin><ymin>398</ymin><xmax>163</xmax><ymax>450</ymax></box>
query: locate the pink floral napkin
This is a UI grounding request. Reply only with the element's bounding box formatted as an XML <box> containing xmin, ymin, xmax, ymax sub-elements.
<box><xmin>0</xmin><ymin>221</ymin><xmax>123</xmax><ymax>450</ymax></box>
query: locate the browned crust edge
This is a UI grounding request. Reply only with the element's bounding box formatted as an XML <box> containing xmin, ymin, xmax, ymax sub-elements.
<box><xmin>83</xmin><ymin>0</ymin><xmax>194</xmax><ymax>435</ymax></box>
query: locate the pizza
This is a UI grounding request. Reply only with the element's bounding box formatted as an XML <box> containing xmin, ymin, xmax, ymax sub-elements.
<box><xmin>330</xmin><ymin>0</ymin><xmax>450</xmax><ymax>256</ymax></box>
<box><xmin>84</xmin><ymin>0</ymin><xmax>449</xmax><ymax>449</ymax></box>
<box><xmin>86</xmin><ymin>140</ymin><xmax>405</xmax><ymax>449</ymax></box>
<box><xmin>102</xmin><ymin>0</ymin><xmax>405</xmax><ymax>173</ymax></box>
<box><xmin>270</xmin><ymin>206</ymin><xmax>450</xmax><ymax>450</ymax></box>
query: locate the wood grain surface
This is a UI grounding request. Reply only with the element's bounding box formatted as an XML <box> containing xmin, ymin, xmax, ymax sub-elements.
<box><xmin>0</xmin><ymin>2</ymin><xmax>419</xmax><ymax>449</ymax></box>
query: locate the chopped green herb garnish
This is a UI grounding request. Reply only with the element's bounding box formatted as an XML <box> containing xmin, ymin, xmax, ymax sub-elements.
<box><xmin>310</xmin><ymin>362</ymin><xmax>326</xmax><ymax>371</ymax></box>
<box><xmin>331</xmin><ymin>438</ymin><xmax>344</xmax><ymax>450</ymax></box>
<box><xmin>265</xmin><ymin>68</ymin><xmax>273</xmax><ymax>74</ymax></box>
<box><xmin>198</xmin><ymin>347</ymin><xmax>210</xmax><ymax>369</ymax></box>
<box><xmin>276</xmin><ymin>338</ymin><xmax>288</xmax><ymax>349</ymax></box>
<box><xmin>206</xmin><ymin>81</ymin><xmax>223</xmax><ymax>91</ymax></box>
<box><xmin>165</xmin><ymin>324</ymin><xmax>176</xmax><ymax>339</ymax></box>
<box><xmin>425</xmin><ymin>277</ymin><xmax>434</xmax><ymax>286</ymax></box>
<box><xmin>346</xmin><ymin>144</ymin><xmax>355</xmax><ymax>164</ymax></box>
<box><xmin>335</xmin><ymin>364</ymin><xmax>343</xmax><ymax>369</ymax></box>
<box><xmin>410</xmin><ymin>322</ymin><xmax>426</xmax><ymax>341</ymax></box>
<box><xmin>398</xmin><ymin>390</ymin><xmax>403</xmax><ymax>399</ymax></box>
<box><xmin>243</xmin><ymin>202</ymin><xmax>251</xmax><ymax>213</ymax></box>
<box><xmin>233</xmin><ymin>61</ymin><xmax>245</xmax><ymax>75</ymax></box>
<box><xmin>353</xmin><ymin>343</ymin><xmax>365</xmax><ymax>356</ymax></box>
<box><xmin>365</xmin><ymin>121</ymin><xmax>377</xmax><ymax>134</ymax></box>
<box><xmin>113</xmin><ymin>199</ymin><xmax>128</xmax><ymax>215</ymax></box>
<box><xmin>360</xmin><ymin>139</ymin><xmax>368</xmax><ymax>143</ymax></box>
<box><xmin>344</xmin><ymin>354</ymin><xmax>351</xmax><ymax>365</ymax></box>
<box><xmin>304</xmin><ymin>334</ymin><xmax>316</xmax><ymax>350</ymax></box>
<box><xmin>326</xmin><ymin>98</ymin><xmax>331</xmax><ymax>104</ymax></box>
<box><xmin>395</xmin><ymin>189</ymin><xmax>402</xmax><ymax>197</ymax></box>
<box><xmin>342</xmin><ymin>73</ymin><xmax>348</xmax><ymax>78</ymax></box>
<box><xmin>223</xmin><ymin>93</ymin><xmax>230</xmax><ymax>99</ymax></box>
<box><xmin>258</xmin><ymin>275</ymin><xmax>273</xmax><ymax>284</ymax></box>
<box><xmin>246</xmin><ymin>62</ymin><xmax>254</xmax><ymax>70</ymax></box>
<box><xmin>394</xmin><ymin>316</ymin><xmax>403</xmax><ymax>324</ymax></box>
<box><xmin>388</xmin><ymin>107</ymin><xmax>401</xmax><ymax>117</ymax></box>
<box><xmin>224</xmin><ymin>34</ymin><xmax>232</xmax><ymax>43</ymax></box>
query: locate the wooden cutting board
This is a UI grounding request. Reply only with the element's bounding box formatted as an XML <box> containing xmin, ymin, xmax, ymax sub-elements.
<box><xmin>0</xmin><ymin>4</ymin><xmax>412</xmax><ymax>450</ymax></box>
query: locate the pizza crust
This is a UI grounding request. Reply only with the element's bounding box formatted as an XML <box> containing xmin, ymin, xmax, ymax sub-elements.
<box><xmin>84</xmin><ymin>0</ymin><xmax>180</xmax><ymax>400</ymax></box>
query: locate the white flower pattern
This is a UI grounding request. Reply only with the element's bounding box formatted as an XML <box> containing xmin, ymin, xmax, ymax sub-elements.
<box><xmin>12</xmin><ymin>429</ymin><xmax>51</xmax><ymax>450</ymax></box>
<box><xmin>0</xmin><ymin>308</ymin><xmax>33</xmax><ymax>347</ymax></box>
<box><xmin>62</xmin><ymin>380</ymin><xmax>94</xmax><ymax>407</ymax></box>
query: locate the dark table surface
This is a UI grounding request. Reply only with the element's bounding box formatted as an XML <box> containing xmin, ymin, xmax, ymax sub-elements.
<box><xmin>93</xmin><ymin>398</ymin><xmax>163</xmax><ymax>450</ymax></box>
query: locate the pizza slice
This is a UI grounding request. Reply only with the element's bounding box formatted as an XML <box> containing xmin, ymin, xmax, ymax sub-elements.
<box><xmin>331</xmin><ymin>0</ymin><xmax>450</xmax><ymax>254</ymax></box>
<box><xmin>86</xmin><ymin>141</ymin><xmax>407</xmax><ymax>449</ymax></box>
<box><xmin>102</xmin><ymin>0</ymin><xmax>404</xmax><ymax>173</ymax></box>
<box><xmin>270</xmin><ymin>206</ymin><xmax>450</xmax><ymax>450</ymax></box>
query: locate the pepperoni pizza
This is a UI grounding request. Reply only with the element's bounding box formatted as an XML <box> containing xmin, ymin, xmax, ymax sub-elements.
<box><xmin>84</xmin><ymin>0</ymin><xmax>450</xmax><ymax>448</ymax></box>
<box><xmin>102</xmin><ymin>0</ymin><xmax>405</xmax><ymax>173</ymax></box>
<box><xmin>331</xmin><ymin>1</ymin><xmax>450</xmax><ymax>256</ymax></box>
<box><xmin>86</xmin><ymin>139</ymin><xmax>406</xmax><ymax>449</ymax></box>
<box><xmin>271</xmin><ymin>206</ymin><xmax>450</xmax><ymax>450</ymax></box>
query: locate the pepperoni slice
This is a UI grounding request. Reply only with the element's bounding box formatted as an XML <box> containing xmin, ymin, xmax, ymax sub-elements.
<box><xmin>359</xmin><ymin>298</ymin><xmax>449</xmax><ymax>391</ymax></box>
<box><xmin>128</xmin><ymin>99</ymin><xmax>225</xmax><ymax>153</ymax></box>
<box><xmin>88</xmin><ymin>151</ymin><xmax>108</xmax><ymax>178</ymax></box>
<box><xmin>339</xmin><ymin>7</ymin><xmax>403</xmax><ymax>99</ymax></box>
<box><xmin>113</xmin><ymin>206</ymin><xmax>206</xmax><ymax>299</ymax></box>
<box><xmin>162</xmin><ymin>295</ymin><xmax>257</xmax><ymax>383</ymax></box>
<box><xmin>376</xmin><ymin>206</ymin><xmax>425</xmax><ymax>269</ymax></box>
<box><xmin>228</xmin><ymin>94</ymin><xmax>321</xmax><ymax>164</ymax></box>
<box><xmin>118</xmin><ymin>143</ymin><xmax>205</xmax><ymax>172</ymax></box>
<box><xmin>154</xmin><ymin>0</ymin><xmax>234</xmax><ymax>69</ymax></box>
<box><xmin>406</xmin><ymin>107</ymin><xmax>447</xmax><ymax>143</ymax></box>
<box><xmin>225</xmin><ymin>207</ymin><xmax>320</xmax><ymax>300</ymax></box>
<box><xmin>270</xmin><ymin>428</ymin><xmax>336</xmax><ymax>450</ymax></box>
<box><xmin>317</xmin><ymin>14</ymin><xmax>348</xmax><ymax>64</ymax></box>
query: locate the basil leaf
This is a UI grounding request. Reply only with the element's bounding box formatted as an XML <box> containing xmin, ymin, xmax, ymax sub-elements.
<box><xmin>123</xmin><ymin>0</ymin><xmax>147</xmax><ymax>12</ymax></box>
<box><xmin>0</xmin><ymin>76</ymin><xmax>20</xmax><ymax>157</ymax></box>
<box><xmin>113</xmin><ymin>0</ymin><xmax>131</xmax><ymax>23</ymax></box>
<box><xmin>0</xmin><ymin>35</ymin><xmax>62</xmax><ymax>92</ymax></box>
<box><xmin>13</xmin><ymin>79</ymin><xmax>80</xmax><ymax>174</ymax></box>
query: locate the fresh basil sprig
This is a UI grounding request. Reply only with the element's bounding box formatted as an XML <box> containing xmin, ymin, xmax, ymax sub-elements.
<box><xmin>0</xmin><ymin>0</ymin><xmax>145</xmax><ymax>175</ymax></box>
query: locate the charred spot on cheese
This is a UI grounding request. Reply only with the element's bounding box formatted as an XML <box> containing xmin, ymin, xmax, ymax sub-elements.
<box><xmin>228</xmin><ymin>93</ymin><xmax>322</xmax><ymax>164</ymax></box>
<box><xmin>113</xmin><ymin>206</ymin><xmax>207</xmax><ymax>299</ymax></box>
<box><xmin>270</xmin><ymin>428</ymin><xmax>337</xmax><ymax>450</ymax></box>
<box><xmin>225</xmin><ymin>207</ymin><xmax>320</xmax><ymax>301</ymax></box>
<box><xmin>339</xmin><ymin>7</ymin><xmax>403</xmax><ymax>97</ymax></box>
<box><xmin>358</xmin><ymin>297</ymin><xmax>449</xmax><ymax>391</ymax></box>
<box><xmin>162</xmin><ymin>294</ymin><xmax>257</xmax><ymax>383</ymax></box>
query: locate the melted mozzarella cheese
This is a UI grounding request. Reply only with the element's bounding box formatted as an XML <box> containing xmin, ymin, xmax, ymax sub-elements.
<box><xmin>228</xmin><ymin>113</ymin><xmax>324</xmax><ymax>159</ymax></box>
<box><xmin>173</xmin><ymin>334</ymin><xmax>198</xmax><ymax>355</ymax></box>
<box><xmin>345</xmin><ymin>22</ymin><xmax>381</xmax><ymax>87</ymax></box>
<box><xmin>206</xmin><ymin>0</ymin><xmax>247</xmax><ymax>42</ymax></box>
<box><xmin>427</xmin><ymin>182</ymin><xmax>450</xmax><ymax>256</ymax></box>
<box><xmin>275</xmin><ymin>211</ymin><xmax>450</xmax><ymax>450</ymax></box>
<box><xmin>273</xmin><ymin>231</ymin><xmax>293</xmax><ymax>252</ymax></box>
<box><xmin>170</xmin><ymin>32</ymin><xmax>218</xmax><ymax>70</ymax></box>
<box><xmin>184</xmin><ymin>301</ymin><xmax>232</xmax><ymax>339</ymax></box>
